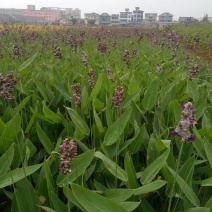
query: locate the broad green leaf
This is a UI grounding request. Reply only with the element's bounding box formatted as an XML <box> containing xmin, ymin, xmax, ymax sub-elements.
<box><xmin>104</xmin><ymin>108</ymin><xmax>132</xmax><ymax>146</ymax></box>
<box><xmin>128</xmin><ymin>124</ymin><xmax>149</xmax><ymax>153</ymax></box>
<box><xmin>0</xmin><ymin>164</ymin><xmax>42</xmax><ymax>188</ymax></box>
<box><xmin>66</xmin><ymin>107</ymin><xmax>90</xmax><ymax>135</ymax></box>
<box><xmin>187</xmin><ymin>80</ymin><xmax>199</xmax><ymax>102</ymax></box>
<box><xmin>142</xmin><ymin>78</ymin><xmax>159</xmax><ymax>110</ymax></box>
<box><xmin>39</xmin><ymin>207</ymin><xmax>56</xmax><ymax>212</ymax></box>
<box><xmin>71</xmin><ymin>183</ymin><xmax>128</xmax><ymax>212</ymax></box>
<box><xmin>134</xmin><ymin>180</ymin><xmax>167</xmax><ymax>195</ymax></box>
<box><xmin>118</xmin><ymin>202</ymin><xmax>140</xmax><ymax>211</ymax></box>
<box><xmin>57</xmin><ymin>149</ymin><xmax>95</xmax><ymax>185</ymax></box>
<box><xmin>140</xmin><ymin>198</ymin><xmax>155</xmax><ymax>212</ymax></box>
<box><xmin>0</xmin><ymin>113</ymin><xmax>21</xmax><ymax>153</ymax></box>
<box><xmin>44</xmin><ymin>160</ymin><xmax>55</xmax><ymax>206</ymax></box>
<box><xmin>36</xmin><ymin>123</ymin><xmax>54</xmax><ymax>154</ymax></box>
<box><xmin>50</xmin><ymin>192</ymin><xmax>67</xmax><ymax>212</ymax></box>
<box><xmin>90</xmin><ymin>74</ymin><xmax>103</xmax><ymax>100</ymax></box>
<box><xmin>13</xmin><ymin>96</ymin><xmax>31</xmax><ymax>114</ymax></box>
<box><xmin>205</xmin><ymin>196</ymin><xmax>212</xmax><ymax>210</ymax></box>
<box><xmin>182</xmin><ymin>207</ymin><xmax>210</xmax><ymax>212</ymax></box>
<box><xmin>202</xmin><ymin>177</ymin><xmax>212</xmax><ymax>186</ymax></box>
<box><xmin>121</xmin><ymin>89</ymin><xmax>141</xmax><ymax>109</ymax></box>
<box><xmin>63</xmin><ymin>187</ymin><xmax>86</xmax><ymax>212</ymax></box>
<box><xmin>125</xmin><ymin>152</ymin><xmax>138</xmax><ymax>189</ymax></box>
<box><xmin>141</xmin><ymin>148</ymin><xmax>170</xmax><ymax>184</ymax></box>
<box><xmin>93</xmin><ymin>102</ymin><xmax>104</xmax><ymax>133</ymax></box>
<box><xmin>167</xmin><ymin>165</ymin><xmax>200</xmax><ymax>206</ymax></box>
<box><xmin>103</xmin><ymin>189</ymin><xmax>134</xmax><ymax>202</ymax></box>
<box><xmin>18</xmin><ymin>52</ymin><xmax>37</xmax><ymax>73</ymax></box>
<box><xmin>12</xmin><ymin>179</ymin><xmax>39</xmax><ymax>212</ymax></box>
<box><xmin>95</xmin><ymin>151</ymin><xmax>128</xmax><ymax>181</ymax></box>
<box><xmin>43</xmin><ymin>104</ymin><xmax>61</xmax><ymax>123</ymax></box>
<box><xmin>204</xmin><ymin>140</ymin><xmax>212</xmax><ymax>168</ymax></box>
<box><xmin>0</xmin><ymin>143</ymin><xmax>14</xmax><ymax>176</ymax></box>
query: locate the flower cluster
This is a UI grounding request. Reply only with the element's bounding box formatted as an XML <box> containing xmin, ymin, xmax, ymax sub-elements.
<box><xmin>11</xmin><ymin>42</ymin><xmax>23</xmax><ymax>58</ymax></box>
<box><xmin>71</xmin><ymin>83</ymin><xmax>81</xmax><ymax>106</ymax></box>
<box><xmin>82</xmin><ymin>51</ymin><xmax>88</xmax><ymax>67</ymax></box>
<box><xmin>112</xmin><ymin>86</ymin><xmax>124</xmax><ymax>108</ymax></box>
<box><xmin>156</xmin><ymin>64</ymin><xmax>162</xmax><ymax>74</ymax></box>
<box><xmin>88</xmin><ymin>69</ymin><xmax>95</xmax><ymax>88</ymax></box>
<box><xmin>0</xmin><ymin>71</ymin><xmax>20</xmax><ymax>101</ymax></box>
<box><xmin>107</xmin><ymin>65</ymin><xmax>115</xmax><ymax>83</ymax></box>
<box><xmin>52</xmin><ymin>45</ymin><xmax>62</xmax><ymax>59</ymax></box>
<box><xmin>189</xmin><ymin>63</ymin><xmax>199</xmax><ymax>80</ymax></box>
<box><xmin>171</xmin><ymin>102</ymin><xmax>197</xmax><ymax>142</ymax></box>
<box><xmin>59</xmin><ymin>138</ymin><xmax>78</xmax><ymax>175</ymax></box>
<box><xmin>123</xmin><ymin>50</ymin><xmax>130</xmax><ymax>66</ymax></box>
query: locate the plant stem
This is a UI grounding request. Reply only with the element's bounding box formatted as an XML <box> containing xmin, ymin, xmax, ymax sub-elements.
<box><xmin>167</xmin><ymin>141</ymin><xmax>184</xmax><ymax>212</ymax></box>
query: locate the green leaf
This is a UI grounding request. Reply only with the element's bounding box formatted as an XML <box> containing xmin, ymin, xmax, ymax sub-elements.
<box><xmin>12</xmin><ymin>179</ymin><xmax>39</xmax><ymax>212</ymax></box>
<box><xmin>167</xmin><ymin>165</ymin><xmax>200</xmax><ymax>206</ymax></box>
<box><xmin>50</xmin><ymin>192</ymin><xmax>67</xmax><ymax>212</ymax></box>
<box><xmin>103</xmin><ymin>189</ymin><xmax>134</xmax><ymax>202</ymax></box>
<box><xmin>104</xmin><ymin>108</ymin><xmax>132</xmax><ymax>146</ymax></box>
<box><xmin>90</xmin><ymin>74</ymin><xmax>103</xmax><ymax>100</ymax></box>
<box><xmin>0</xmin><ymin>164</ymin><xmax>42</xmax><ymax>188</ymax></box>
<box><xmin>0</xmin><ymin>113</ymin><xmax>21</xmax><ymax>153</ymax></box>
<box><xmin>134</xmin><ymin>180</ymin><xmax>167</xmax><ymax>195</ymax></box>
<box><xmin>202</xmin><ymin>177</ymin><xmax>212</xmax><ymax>186</ymax></box>
<box><xmin>118</xmin><ymin>202</ymin><xmax>140</xmax><ymax>211</ymax></box>
<box><xmin>141</xmin><ymin>148</ymin><xmax>170</xmax><ymax>184</ymax></box>
<box><xmin>43</xmin><ymin>104</ymin><xmax>61</xmax><ymax>123</ymax></box>
<box><xmin>187</xmin><ymin>80</ymin><xmax>199</xmax><ymax>102</ymax></box>
<box><xmin>182</xmin><ymin>207</ymin><xmax>210</xmax><ymax>212</ymax></box>
<box><xmin>125</xmin><ymin>152</ymin><xmax>138</xmax><ymax>189</ymax></box>
<box><xmin>13</xmin><ymin>95</ymin><xmax>31</xmax><ymax>114</ymax></box>
<box><xmin>71</xmin><ymin>183</ymin><xmax>128</xmax><ymax>212</ymax></box>
<box><xmin>204</xmin><ymin>140</ymin><xmax>212</xmax><ymax>168</ymax></box>
<box><xmin>142</xmin><ymin>78</ymin><xmax>159</xmax><ymax>110</ymax></box>
<box><xmin>36</xmin><ymin>123</ymin><xmax>54</xmax><ymax>154</ymax></box>
<box><xmin>18</xmin><ymin>52</ymin><xmax>37</xmax><ymax>73</ymax></box>
<box><xmin>66</xmin><ymin>107</ymin><xmax>90</xmax><ymax>136</ymax></box>
<box><xmin>39</xmin><ymin>206</ymin><xmax>57</xmax><ymax>212</ymax></box>
<box><xmin>93</xmin><ymin>101</ymin><xmax>104</xmax><ymax>133</ymax></box>
<box><xmin>0</xmin><ymin>143</ymin><xmax>14</xmax><ymax>176</ymax></box>
<box><xmin>57</xmin><ymin>149</ymin><xmax>95</xmax><ymax>185</ymax></box>
<box><xmin>95</xmin><ymin>151</ymin><xmax>128</xmax><ymax>181</ymax></box>
<box><xmin>63</xmin><ymin>187</ymin><xmax>86</xmax><ymax>212</ymax></box>
<box><xmin>121</xmin><ymin>89</ymin><xmax>141</xmax><ymax>109</ymax></box>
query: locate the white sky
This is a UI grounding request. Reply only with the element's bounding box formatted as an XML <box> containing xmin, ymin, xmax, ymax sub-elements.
<box><xmin>1</xmin><ymin>0</ymin><xmax>211</xmax><ymax>20</ymax></box>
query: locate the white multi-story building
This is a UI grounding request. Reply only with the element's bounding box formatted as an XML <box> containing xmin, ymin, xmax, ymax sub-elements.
<box><xmin>120</xmin><ymin>9</ymin><xmax>132</xmax><ymax>23</ymax></box>
<box><xmin>132</xmin><ymin>7</ymin><xmax>143</xmax><ymax>22</ymax></box>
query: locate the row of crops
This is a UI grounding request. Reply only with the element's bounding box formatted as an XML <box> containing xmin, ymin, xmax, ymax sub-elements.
<box><xmin>0</xmin><ymin>23</ymin><xmax>212</xmax><ymax>211</ymax></box>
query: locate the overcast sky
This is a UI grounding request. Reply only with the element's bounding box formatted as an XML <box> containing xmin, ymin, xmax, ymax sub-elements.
<box><xmin>1</xmin><ymin>0</ymin><xmax>211</xmax><ymax>20</ymax></box>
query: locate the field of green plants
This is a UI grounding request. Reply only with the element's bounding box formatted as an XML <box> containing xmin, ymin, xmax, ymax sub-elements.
<box><xmin>0</xmin><ymin>23</ymin><xmax>212</xmax><ymax>212</ymax></box>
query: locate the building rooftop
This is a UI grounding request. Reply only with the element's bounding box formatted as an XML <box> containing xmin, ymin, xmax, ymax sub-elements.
<box><xmin>159</xmin><ymin>12</ymin><xmax>173</xmax><ymax>17</ymax></box>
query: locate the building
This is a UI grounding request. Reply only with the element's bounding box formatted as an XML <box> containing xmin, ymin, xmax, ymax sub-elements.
<box><xmin>40</xmin><ymin>7</ymin><xmax>81</xmax><ymax>21</ymax></box>
<box><xmin>159</xmin><ymin>12</ymin><xmax>173</xmax><ymax>22</ymax></box>
<box><xmin>158</xmin><ymin>12</ymin><xmax>173</xmax><ymax>23</ymax></box>
<box><xmin>24</xmin><ymin>6</ymin><xmax>57</xmax><ymax>22</ymax></box>
<box><xmin>111</xmin><ymin>14</ymin><xmax>119</xmax><ymax>23</ymax></box>
<box><xmin>132</xmin><ymin>7</ymin><xmax>143</xmax><ymax>22</ymax></box>
<box><xmin>145</xmin><ymin>13</ymin><xmax>157</xmax><ymax>22</ymax></box>
<box><xmin>178</xmin><ymin>17</ymin><xmax>194</xmax><ymax>24</ymax></box>
<box><xmin>0</xmin><ymin>8</ymin><xmax>24</xmax><ymax>17</ymax></box>
<box><xmin>99</xmin><ymin>13</ymin><xmax>111</xmax><ymax>24</ymax></box>
<box><xmin>120</xmin><ymin>8</ymin><xmax>132</xmax><ymax>23</ymax></box>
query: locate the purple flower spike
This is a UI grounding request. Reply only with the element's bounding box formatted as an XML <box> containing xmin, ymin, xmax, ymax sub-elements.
<box><xmin>171</xmin><ymin>130</ymin><xmax>178</xmax><ymax>136</ymax></box>
<box><xmin>171</xmin><ymin>102</ymin><xmax>197</xmax><ymax>143</ymax></box>
<box><xmin>180</xmin><ymin>104</ymin><xmax>185</xmax><ymax>109</ymax></box>
<box><xmin>188</xmin><ymin>135</ymin><xmax>195</xmax><ymax>142</ymax></box>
